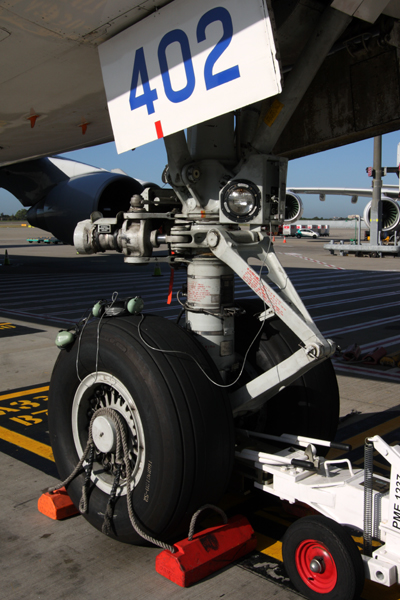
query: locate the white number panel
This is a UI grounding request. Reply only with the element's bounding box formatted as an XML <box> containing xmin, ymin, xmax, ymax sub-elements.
<box><xmin>99</xmin><ymin>0</ymin><xmax>281</xmax><ymax>153</ymax></box>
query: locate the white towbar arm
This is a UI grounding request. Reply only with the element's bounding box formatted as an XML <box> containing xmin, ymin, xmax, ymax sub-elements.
<box><xmin>206</xmin><ymin>228</ymin><xmax>335</xmax><ymax>415</ymax></box>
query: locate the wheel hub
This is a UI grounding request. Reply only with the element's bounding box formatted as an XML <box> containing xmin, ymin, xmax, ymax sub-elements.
<box><xmin>72</xmin><ymin>372</ymin><xmax>146</xmax><ymax>495</ymax></box>
<box><xmin>92</xmin><ymin>414</ymin><xmax>118</xmax><ymax>453</ymax></box>
<box><xmin>295</xmin><ymin>539</ymin><xmax>337</xmax><ymax>593</ymax></box>
<box><xmin>309</xmin><ymin>557</ymin><xmax>325</xmax><ymax>574</ymax></box>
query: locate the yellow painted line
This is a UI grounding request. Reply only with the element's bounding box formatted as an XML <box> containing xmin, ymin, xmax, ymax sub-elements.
<box><xmin>0</xmin><ymin>425</ymin><xmax>54</xmax><ymax>461</ymax></box>
<box><xmin>256</xmin><ymin>532</ymin><xmax>283</xmax><ymax>561</ymax></box>
<box><xmin>0</xmin><ymin>386</ymin><xmax>49</xmax><ymax>402</ymax></box>
<box><xmin>328</xmin><ymin>415</ymin><xmax>400</xmax><ymax>460</ymax></box>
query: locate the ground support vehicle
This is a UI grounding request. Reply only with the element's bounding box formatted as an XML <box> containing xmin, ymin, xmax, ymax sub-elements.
<box><xmin>283</xmin><ymin>224</ymin><xmax>300</xmax><ymax>237</ymax></box>
<box><xmin>319</xmin><ymin>225</ymin><xmax>330</xmax><ymax>236</ymax></box>
<box><xmin>236</xmin><ymin>432</ymin><xmax>400</xmax><ymax>599</ymax></box>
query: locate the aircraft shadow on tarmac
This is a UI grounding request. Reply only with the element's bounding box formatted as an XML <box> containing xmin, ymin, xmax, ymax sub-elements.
<box><xmin>2</xmin><ymin>257</ymin><xmax>400</xmax><ymax>598</ymax></box>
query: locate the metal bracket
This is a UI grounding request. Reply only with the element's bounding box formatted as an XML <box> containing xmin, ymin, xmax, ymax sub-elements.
<box><xmin>206</xmin><ymin>227</ymin><xmax>335</xmax><ymax>415</ymax></box>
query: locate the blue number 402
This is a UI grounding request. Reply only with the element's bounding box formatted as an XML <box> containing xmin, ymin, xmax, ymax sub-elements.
<box><xmin>129</xmin><ymin>6</ymin><xmax>240</xmax><ymax>115</ymax></box>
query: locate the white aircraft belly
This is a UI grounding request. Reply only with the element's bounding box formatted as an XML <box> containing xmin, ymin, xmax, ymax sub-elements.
<box><xmin>0</xmin><ymin>0</ymin><xmax>174</xmax><ymax>165</ymax></box>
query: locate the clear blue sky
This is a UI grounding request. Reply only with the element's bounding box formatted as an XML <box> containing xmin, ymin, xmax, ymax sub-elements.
<box><xmin>1</xmin><ymin>130</ymin><xmax>400</xmax><ymax>218</ymax></box>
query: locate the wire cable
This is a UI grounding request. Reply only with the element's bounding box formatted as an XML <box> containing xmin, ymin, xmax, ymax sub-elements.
<box><xmin>136</xmin><ymin>227</ymin><xmax>284</xmax><ymax>390</ymax></box>
<box><xmin>137</xmin><ymin>307</ymin><xmax>265</xmax><ymax>390</ymax></box>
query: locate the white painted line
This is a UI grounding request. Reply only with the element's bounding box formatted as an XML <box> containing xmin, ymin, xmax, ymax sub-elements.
<box><xmin>333</xmin><ymin>361</ymin><xmax>400</xmax><ymax>382</ymax></box>
<box><xmin>332</xmin><ymin>334</ymin><xmax>400</xmax><ymax>381</ymax></box>
<box><xmin>314</xmin><ymin>300</ymin><xmax>400</xmax><ymax>322</ymax></box>
<box><xmin>324</xmin><ymin>314</ymin><xmax>400</xmax><ymax>336</ymax></box>
<box><xmin>360</xmin><ymin>335</ymin><xmax>400</xmax><ymax>352</ymax></box>
<box><xmin>309</xmin><ymin>290</ymin><xmax>400</xmax><ymax>310</ymax></box>
<box><xmin>282</xmin><ymin>252</ymin><xmax>346</xmax><ymax>270</ymax></box>
<box><xmin>0</xmin><ymin>309</ymin><xmax>74</xmax><ymax>325</ymax></box>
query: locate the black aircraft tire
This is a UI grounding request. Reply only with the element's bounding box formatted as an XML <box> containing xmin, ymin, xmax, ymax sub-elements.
<box><xmin>235</xmin><ymin>300</ymin><xmax>339</xmax><ymax>443</ymax></box>
<box><xmin>49</xmin><ymin>314</ymin><xmax>234</xmax><ymax>544</ymax></box>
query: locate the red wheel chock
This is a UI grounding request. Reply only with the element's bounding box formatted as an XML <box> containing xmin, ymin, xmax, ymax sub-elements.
<box><xmin>362</xmin><ymin>346</ymin><xmax>387</xmax><ymax>365</ymax></box>
<box><xmin>155</xmin><ymin>514</ymin><xmax>257</xmax><ymax>587</ymax></box>
<box><xmin>38</xmin><ymin>487</ymin><xmax>79</xmax><ymax>520</ymax></box>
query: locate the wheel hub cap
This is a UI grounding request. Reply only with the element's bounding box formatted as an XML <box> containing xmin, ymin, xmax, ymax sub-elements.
<box><xmin>92</xmin><ymin>414</ymin><xmax>117</xmax><ymax>453</ymax></box>
<box><xmin>295</xmin><ymin>539</ymin><xmax>337</xmax><ymax>593</ymax></box>
<box><xmin>72</xmin><ymin>372</ymin><xmax>146</xmax><ymax>495</ymax></box>
<box><xmin>309</xmin><ymin>557</ymin><xmax>325</xmax><ymax>574</ymax></box>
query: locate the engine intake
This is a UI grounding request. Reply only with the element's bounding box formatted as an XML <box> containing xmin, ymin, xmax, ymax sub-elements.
<box><xmin>285</xmin><ymin>191</ymin><xmax>303</xmax><ymax>223</ymax></box>
<box><xmin>27</xmin><ymin>172</ymin><xmax>143</xmax><ymax>244</ymax></box>
<box><xmin>363</xmin><ymin>197</ymin><xmax>400</xmax><ymax>232</ymax></box>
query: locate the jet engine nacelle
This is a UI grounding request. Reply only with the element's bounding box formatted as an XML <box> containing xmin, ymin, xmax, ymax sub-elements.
<box><xmin>363</xmin><ymin>197</ymin><xmax>400</xmax><ymax>232</ymax></box>
<box><xmin>284</xmin><ymin>191</ymin><xmax>304</xmax><ymax>223</ymax></box>
<box><xmin>27</xmin><ymin>172</ymin><xmax>143</xmax><ymax>244</ymax></box>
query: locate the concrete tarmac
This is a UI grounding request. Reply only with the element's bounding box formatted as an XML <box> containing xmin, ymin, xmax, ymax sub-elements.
<box><xmin>2</xmin><ymin>223</ymin><xmax>400</xmax><ymax>600</ymax></box>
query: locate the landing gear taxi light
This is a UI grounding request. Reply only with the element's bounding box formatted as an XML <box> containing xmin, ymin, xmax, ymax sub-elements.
<box><xmin>219</xmin><ymin>155</ymin><xmax>288</xmax><ymax>225</ymax></box>
<box><xmin>220</xmin><ymin>181</ymin><xmax>260</xmax><ymax>223</ymax></box>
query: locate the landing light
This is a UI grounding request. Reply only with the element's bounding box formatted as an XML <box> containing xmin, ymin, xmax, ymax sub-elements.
<box><xmin>220</xmin><ymin>180</ymin><xmax>260</xmax><ymax>223</ymax></box>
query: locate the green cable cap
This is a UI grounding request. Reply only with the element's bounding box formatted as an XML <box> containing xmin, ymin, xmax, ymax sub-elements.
<box><xmin>92</xmin><ymin>301</ymin><xmax>102</xmax><ymax>317</ymax></box>
<box><xmin>126</xmin><ymin>296</ymin><xmax>144</xmax><ymax>314</ymax></box>
<box><xmin>55</xmin><ymin>330</ymin><xmax>75</xmax><ymax>348</ymax></box>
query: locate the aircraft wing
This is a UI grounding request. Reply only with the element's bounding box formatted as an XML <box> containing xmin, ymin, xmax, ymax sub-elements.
<box><xmin>1</xmin><ymin>1</ymin><xmax>400</xmax><ymax>167</ymax></box>
<box><xmin>288</xmin><ymin>185</ymin><xmax>400</xmax><ymax>230</ymax></box>
<box><xmin>289</xmin><ymin>186</ymin><xmax>400</xmax><ymax>201</ymax></box>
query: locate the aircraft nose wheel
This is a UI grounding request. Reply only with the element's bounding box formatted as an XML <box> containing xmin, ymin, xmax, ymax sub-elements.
<box><xmin>282</xmin><ymin>515</ymin><xmax>365</xmax><ymax>600</ymax></box>
<box><xmin>234</xmin><ymin>300</ymin><xmax>339</xmax><ymax>444</ymax></box>
<box><xmin>49</xmin><ymin>315</ymin><xmax>234</xmax><ymax>545</ymax></box>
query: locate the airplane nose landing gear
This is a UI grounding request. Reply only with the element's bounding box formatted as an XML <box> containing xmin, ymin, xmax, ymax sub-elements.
<box><xmin>52</xmin><ymin>115</ymin><xmax>339</xmax><ymax>546</ymax></box>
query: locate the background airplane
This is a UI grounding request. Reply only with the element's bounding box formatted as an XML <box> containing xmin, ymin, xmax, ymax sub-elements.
<box><xmin>0</xmin><ymin>156</ymin><xmax>145</xmax><ymax>243</ymax></box>
<box><xmin>289</xmin><ymin>185</ymin><xmax>400</xmax><ymax>232</ymax></box>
